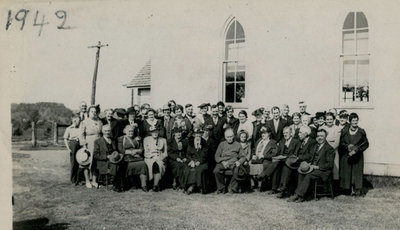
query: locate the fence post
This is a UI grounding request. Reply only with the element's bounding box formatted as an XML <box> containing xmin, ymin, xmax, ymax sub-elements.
<box><xmin>31</xmin><ymin>122</ymin><xmax>36</xmax><ymax>147</ymax></box>
<box><xmin>53</xmin><ymin>122</ymin><xmax>58</xmax><ymax>145</ymax></box>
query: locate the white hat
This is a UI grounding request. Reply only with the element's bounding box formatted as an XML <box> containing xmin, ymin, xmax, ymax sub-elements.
<box><xmin>76</xmin><ymin>147</ymin><xmax>91</xmax><ymax>166</ymax></box>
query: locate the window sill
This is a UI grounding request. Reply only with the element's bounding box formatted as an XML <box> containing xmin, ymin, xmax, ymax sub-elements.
<box><xmin>338</xmin><ymin>103</ymin><xmax>374</xmax><ymax>110</ymax></box>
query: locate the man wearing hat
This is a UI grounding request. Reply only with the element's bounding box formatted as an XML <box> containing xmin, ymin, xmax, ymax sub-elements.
<box><xmin>93</xmin><ymin>125</ymin><xmax>125</xmax><ymax>192</ymax></box>
<box><xmin>216</xmin><ymin>101</ymin><xmax>226</xmax><ymax>118</ymax></box>
<box><xmin>202</xmin><ymin>125</ymin><xmax>218</xmax><ymax>192</ymax></box>
<box><xmin>213</xmin><ymin>128</ymin><xmax>247</xmax><ymax>193</ymax></box>
<box><xmin>266</xmin><ymin>106</ymin><xmax>288</xmax><ymax>142</ymax></box>
<box><xmin>194</xmin><ymin>103</ymin><xmax>212</xmax><ymax>128</ymax></box>
<box><xmin>101</xmin><ymin>109</ymin><xmax>120</xmax><ymax>144</ymax></box>
<box><xmin>184</xmin><ymin>104</ymin><xmax>196</xmax><ymax>124</ymax></box>
<box><xmin>251</xmin><ymin>108</ymin><xmax>264</xmax><ymax>146</ymax></box>
<box><xmin>119</xmin><ymin>107</ymin><xmax>142</xmax><ymax>140</ymax></box>
<box><xmin>288</xmin><ymin>129</ymin><xmax>335</xmax><ymax>202</ymax></box>
<box><xmin>298</xmin><ymin>101</ymin><xmax>310</xmax><ymax>116</ymax></box>
<box><xmin>281</xmin><ymin>104</ymin><xmax>293</xmax><ymax>125</ymax></box>
<box><xmin>160</xmin><ymin>104</ymin><xmax>173</xmax><ymax>141</ymax></box>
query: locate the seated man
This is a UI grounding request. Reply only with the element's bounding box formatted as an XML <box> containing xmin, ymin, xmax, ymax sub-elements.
<box><xmin>213</xmin><ymin>128</ymin><xmax>247</xmax><ymax>193</ymax></box>
<box><xmin>288</xmin><ymin>129</ymin><xmax>335</xmax><ymax>202</ymax></box>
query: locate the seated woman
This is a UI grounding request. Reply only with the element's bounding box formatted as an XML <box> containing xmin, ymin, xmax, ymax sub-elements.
<box><xmin>237</xmin><ymin>130</ymin><xmax>253</xmax><ymax>192</ymax></box>
<box><xmin>289</xmin><ymin>112</ymin><xmax>302</xmax><ymax>140</ymax></box>
<box><xmin>339</xmin><ymin>113</ymin><xmax>369</xmax><ymax>196</ymax></box>
<box><xmin>183</xmin><ymin>128</ymin><xmax>208</xmax><ymax>194</ymax></box>
<box><xmin>143</xmin><ymin>126</ymin><xmax>168</xmax><ymax>192</ymax></box>
<box><xmin>167</xmin><ymin>127</ymin><xmax>188</xmax><ymax>190</ymax></box>
<box><xmin>118</xmin><ymin>125</ymin><xmax>148</xmax><ymax>192</ymax></box>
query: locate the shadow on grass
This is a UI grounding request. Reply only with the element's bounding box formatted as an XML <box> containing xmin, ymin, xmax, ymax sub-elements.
<box><xmin>13</xmin><ymin>217</ymin><xmax>69</xmax><ymax>230</ymax></box>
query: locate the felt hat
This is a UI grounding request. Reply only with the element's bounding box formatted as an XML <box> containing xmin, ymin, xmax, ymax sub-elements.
<box><xmin>172</xmin><ymin>126</ymin><xmax>183</xmax><ymax>134</ymax></box>
<box><xmin>197</xmin><ymin>103</ymin><xmax>210</xmax><ymax>109</ymax></box>
<box><xmin>259</xmin><ymin>126</ymin><xmax>271</xmax><ymax>134</ymax></box>
<box><xmin>126</xmin><ymin>107</ymin><xmax>136</xmax><ymax>115</ymax></box>
<box><xmin>297</xmin><ymin>161</ymin><xmax>314</xmax><ymax>174</ymax></box>
<box><xmin>115</xmin><ymin>108</ymin><xmax>127</xmax><ymax>116</ymax></box>
<box><xmin>149</xmin><ymin>126</ymin><xmax>159</xmax><ymax>133</ymax></box>
<box><xmin>285</xmin><ymin>155</ymin><xmax>300</xmax><ymax>170</ymax></box>
<box><xmin>233</xmin><ymin>165</ymin><xmax>249</xmax><ymax>181</ymax></box>
<box><xmin>315</xmin><ymin>112</ymin><xmax>326</xmax><ymax>119</ymax></box>
<box><xmin>298</xmin><ymin>101</ymin><xmax>307</xmax><ymax>106</ymax></box>
<box><xmin>107</xmin><ymin>151</ymin><xmax>124</xmax><ymax>164</ymax></box>
<box><xmin>251</xmin><ymin>109</ymin><xmax>263</xmax><ymax>117</ymax></box>
<box><xmin>192</xmin><ymin>127</ymin><xmax>204</xmax><ymax>135</ymax></box>
<box><xmin>162</xmin><ymin>104</ymin><xmax>170</xmax><ymax>111</ymax></box>
<box><xmin>76</xmin><ymin>147</ymin><xmax>91</xmax><ymax>166</ymax></box>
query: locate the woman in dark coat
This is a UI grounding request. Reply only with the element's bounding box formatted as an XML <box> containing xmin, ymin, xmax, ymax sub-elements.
<box><xmin>183</xmin><ymin>128</ymin><xmax>209</xmax><ymax>194</ymax></box>
<box><xmin>339</xmin><ymin>113</ymin><xmax>369</xmax><ymax>196</ymax></box>
<box><xmin>142</xmin><ymin>108</ymin><xmax>165</xmax><ymax>138</ymax></box>
<box><xmin>167</xmin><ymin>127</ymin><xmax>188</xmax><ymax>190</ymax></box>
<box><xmin>118</xmin><ymin>125</ymin><xmax>148</xmax><ymax>192</ymax></box>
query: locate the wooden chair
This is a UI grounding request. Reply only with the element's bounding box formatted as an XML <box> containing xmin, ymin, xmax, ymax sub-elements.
<box><xmin>314</xmin><ymin>175</ymin><xmax>334</xmax><ymax>200</ymax></box>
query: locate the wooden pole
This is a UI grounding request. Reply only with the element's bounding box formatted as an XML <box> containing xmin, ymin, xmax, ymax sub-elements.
<box><xmin>31</xmin><ymin>122</ymin><xmax>36</xmax><ymax>147</ymax></box>
<box><xmin>53</xmin><ymin>122</ymin><xmax>58</xmax><ymax>145</ymax></box>
<box><xmin>88</xmin><ymin>41</ymin><xmax>108</xmax><ymax>105</ymax></box>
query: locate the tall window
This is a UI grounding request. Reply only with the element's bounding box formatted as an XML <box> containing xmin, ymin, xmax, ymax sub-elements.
<box><xmin>340</xmin><ymin>12</ymin><xmax>370</xmax><ymax>105</ymax></box>
<box><xmin>223</xmin><ymin>20</ymin><xmax>245</xmax><ymax>104</ymax></box>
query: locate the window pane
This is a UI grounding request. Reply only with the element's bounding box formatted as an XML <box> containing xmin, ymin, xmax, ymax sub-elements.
<box><xmin>236</xmin><ymin>21</ymin><xmax>245</xmax><ymax>39</ymax></box>
<box><xmin>236</xmin><ymin>83</ymin><xmax>245</xmax><ymax>103</ymax></box>
<box><xmin>225</xmin><ymin>83</ymin><xmax>235</xmax><ymax>103</ymax></box>
<box><xmin>236</xmin><ymin>64</ymin><xmax>246</xmax><ymax>81</ymax></box>
<box><xmin>225</xmin><ymin>40</ymin><xmax>234</xmax><ymax>60</ymax></box>
<box><xmin>343</xmin><ymin>12</ymin><xmax>355</xmax><ymax>29</ymax></box>
<box><xmin>226</xmin><ymin>22</ymin><xmax>235</xmax><ymax>40</ymax></box>
<box><xmin>343</xmin><ymin>59</ymin><xmax>356</xmax><ymax>102</ymax></box>
<box><xmin>356</xmin><ymin>12</ymin><xmax>368</xmax><ymax>28</ymax></box>
<box><xmin>356</xmin><ymin>29</ymin><xmax>369</xmax><ymax>53</ymax></box>
<box><xmin>357</xmin><ymin>59</ymin><xmax>369</xmax><ymax>102</ymax></box>
<box><xmin>343</xmin><ymin>31</ymin><xmax>355</xmax><ymax>54</ymax></box>
<box><xmin>226</xmin><ymin>63</ymin><xmax>235</xmax><ymax>82</ymax></box>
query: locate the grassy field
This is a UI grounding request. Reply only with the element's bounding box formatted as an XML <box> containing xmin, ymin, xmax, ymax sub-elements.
<box><xmin>12</xmin><ymin>149</ymin><xmax>400</xmax><ymax>230</ymax></box>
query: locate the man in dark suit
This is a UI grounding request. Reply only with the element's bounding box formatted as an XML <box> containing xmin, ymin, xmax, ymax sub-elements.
<box><xmin>221</xmin><ymin>105</ymin><xmax>239</xmax><ymax>135</ymax></box>
<box><xmin>118</xmin><ymin>107</ymin><xmax>142</xmax><ymax>140</ymax></box>
<box><xmin>277</xmin><ymin>126</ymin><xmax>314</xmax><ymax>198</ymax></box>
<box><xmin>281</xmin><ymin>104</ymin><xmax>293</xmax><ymax>125</ymax></box>
<box><xmin>266</xmin><ymin>106</ymin><xmax>288</xmax><ymax>142</ymax></box>
<box><xmin>288</xmin><ymin>129</ymin><xmax>335</xmax><ymax>202</ymax></box>
<box><xmin>252</xmin><ymin>108</ymin><xmax>264</xmax><ymax>146</ymax></box>
<box><xmin>298</xmin><ymin>101</ymin><xmax>311</xmax><ymax>116</ymax></box>
<box><xmin>194</xmin><ymin>103</ymin><xmax>212</xmax><ymax>128</ymax></box>
<box><xmin>101</xmin><ymin>109</ymin><xmax>120</xmax><ymax>145</ymax></box>
<box><xmin>217</xmin><ymin>101</ymin><xmax>226</xmax><ymax>118</ymax></box>
<box><xmin>209</xmin><ymin>104</ymin><xmax>225</xmax><ymax>143</ymax></box>
<box><xmin>160</xmin><ymin>104</ymin><xmax>173</xmax><ymax>141</ymax></box>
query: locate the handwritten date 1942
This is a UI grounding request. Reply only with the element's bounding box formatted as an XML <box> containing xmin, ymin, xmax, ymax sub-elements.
<box><xmin>6</xmin><ymin>9</ymin><xmax>73</xmax><ymax>37</ymax></box>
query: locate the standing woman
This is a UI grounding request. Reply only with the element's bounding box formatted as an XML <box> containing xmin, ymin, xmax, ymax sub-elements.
<box><xmin>80</xmin><ymin>105</ymin><xmax>103</xmax><ymax>188</ymax></box>
<box><xmin>339</xmin><ymin>113</ymin><xmax>369</xmax><ymax>196</ymax></box>
<box><xmin>142</xmin><ymin>108</ymin><xmax>164</xmax><ymax>138</ymax></box>
<box><xmin>143</xmin><ymin>126</ymin><xmax>168</xmax><ymax>192</ymax></box>
<box><xmin>289</xmin><ymin>112</ymin><xmax>302</xmax><ymax>140</ymax></box>
<box><xmin>319</xmin><ymin>112</ymin><xmax>342</xmax><ymax>181</ymax></box>
<box><xmin>183</xmin><ymin>128</ymin><xmax>209</xmax><ymax>194</ymax></box>
<box><xmin>235</xmin><ymin>110</ymin><xmax>253</xmax><ymax>141</ymax></box>
<box><xmin>169</xmin><ymin>105</ymin><xmax>192</xmax><ymax>140</ymax></box>
<box><xmin>118</xmin><ymin>125</ymin><xmax>148</xmax><ymax>192</ymax></box>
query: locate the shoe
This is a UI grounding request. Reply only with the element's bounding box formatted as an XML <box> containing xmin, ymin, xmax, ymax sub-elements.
<box><xmin>295</xmin><ymin>197</ymin><xmax>305</xmax><ymax>203</ymax></box>
<box><xmin>85</xmin><ymin>182</ymin><xmax>92</xmax><ymax>188</ymax></box>
<box><xmin>172</xmin><ymin>183</ymin><xmax>178</xmax><ymax>190</ymax></box>
<box><xmin>141</xmin><ymin>186</ymin><xmax>149</xmax><ymax>192</ymax></box>
<box><xmin>91</xmin><ymin>182</ymin><xmax>99</xmax><ymax>189</ymax></box>
<box><xmin>186</xmin><ymin>186</ymin><xmax>194</xmax><ymax>195</ymax></box>
<box><xmin>217</xmin><ymin>188</ymin><xmax>226</xmax><ymax>194</ymax></box>
<box><xmin>152</xmin><ymin>185</ymin><xmax>160</xmax><ymax>192</ymax></box>
<box><xmin>201</xmin><ymin>189</ymin><xmax>206</xmax><ymax>194</ymax></box>
<box><xmin>267</xmin><ymin>190</ymin><xmax>278</xmax><ymax>195</ymax></box>
<box><xmin>288</xmin><ymin>194</ymin><xmax>299</xmax><ymax>202</ymax></box>
<box><xmin>276</xmin><ymin>192</ymin><xmax>285</xmax><ymax>199</ymax></box>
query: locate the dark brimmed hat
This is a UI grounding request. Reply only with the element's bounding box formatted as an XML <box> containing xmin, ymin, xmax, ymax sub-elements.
<box><xmin>251</xmin><ymin>109</ymin><xmax>263</xmax><ymax>117</ymax></box>
<box><xmin>315</xmin><ymin>112</ymin><xmax>326</xmax><ymax>119</ymax></box>
<box><xmin>126</xmin><ymin>107</ymin><xmax>136</xmax><ymax>115</ymax></box>
<box><xmin>198</xmin><ymin>103</ymin><xmax>210</xmax><ymax>109</ymax></box>
<box><xmin>115</xmin><ymin>108</ymin><xmax>127</xmax><ymax>116</ymax></box>
<box><xmin>149</xmin><ymin>126</ymin><xmax>160</xmax><ymax>133</ymax></box>
<box><xmin>297</xmin><ymin>161</ymin><xmax>313</xmax><ymax>174</ymax></box>
<box><xmin>259</xmin><ymin>126</ymin><xmax>271</xmax><ymax>134</ymax></box>
<box><xmin>193</xmin><ymin>127</ymin><xmax>204</xmax><ymax>135</ymax></box>
<box><xmin>285</xmin><ymin>156</ymin><xmax>299</xmax><ymax>170</ymax></box>
<box><xmin>233</xmin><ymin>165</ymin><xmax>249</xmax><ymax>181</ymax></box>
<box><xmin>107</xmin><ymin>151</ymin><xmax>124</xmax><ymax>164</ymax></box>
<box><xmin>172</xmin><ymin>126</ymin><xmax>183</xmax><ymax>134</ymax></box>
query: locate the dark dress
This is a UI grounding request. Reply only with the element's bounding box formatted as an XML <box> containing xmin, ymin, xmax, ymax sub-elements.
<box><xmin>183</xmin><ymin>138</ymin><xmax>208</xmax><ymax>190</ymax></box>
<box><xmin>339</xmin><ymin>128</ymin><xmax>369</xmax><ymax>190</ymax></box>
<box><xmin>117</xmin><ymin>135</ymin><xmax>147</xmax><ymax>177</ymax></box>
<box><xmin>167</xmin><ymin>137</ymin><xmax>189</xmax><ymax>186</ymax></box>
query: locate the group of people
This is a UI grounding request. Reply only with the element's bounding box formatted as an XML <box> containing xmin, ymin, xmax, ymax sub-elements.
<box><xmin>63</xmin><ymin>100</ymin><xmax>369</xmax><ymax>202</ymax></box>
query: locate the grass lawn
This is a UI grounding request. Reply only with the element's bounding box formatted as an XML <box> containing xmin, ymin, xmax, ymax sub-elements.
<box><xmin>12</xmin><ymin>149</ymin><xmax>400</xmax><ymax>230</ymax></box>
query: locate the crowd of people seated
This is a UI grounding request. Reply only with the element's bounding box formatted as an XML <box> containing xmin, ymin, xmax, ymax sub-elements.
<box><xmin>63</xmin><ymin>100</ymin><xmax>369</xmax><ymax>202</ymax></box>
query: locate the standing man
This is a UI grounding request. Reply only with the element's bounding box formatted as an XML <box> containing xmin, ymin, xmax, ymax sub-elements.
<box><xmin>267</xmin><ymin>106</ymin><xmax>288</xmax><ymax>142</ymax></box>
<box><xmin>210</xmin><ymin>105</ymin><xmax>225</xmax><ymax>142</ymax></box>
<box><xmin>216</xmin><ymin>101</ymin><xmax>226</xmax><ymax>118</ymax></box>
<box><xmin>184</xmin><ymin>104</ymin><xmax>196</xmax><ymax>124</ymax></box>
<box><xmin>281</xmin><ymin>104</ymin><xmax>293</xmax><ymax>125</ymax></box>
<box><xmin>194</xmin><ymin>103</ymin><xmax>212</xmax><ymax>128</ymax></box>
<box><xmin>288</xmin><ymin>129</ymin><xmax>335</xmax><ymax>202</ymax></box>
<box><xmin>298</xmin><ymin>101</ymin><xmax>311</xmax><ymax>116</ymax></box>
<box><xmin>63</xmin><ymin>115</ymin><xmax>82</xmax><ymax>185</ymax></box>
<box><xmin>252</xmin><ymin>108</ymin><xmax>264</xmax><ymax>145</ymax></box>
<box><xmin>101</xmin><ymin>109</ymin><xmax>119</xmax><ymax>144</ymax></box>
<box><xmin>160</xmin><ymin>104</ymin><xmax>173</xmax><ymax>141</ymax></box>
<box><xmin>78</xmin><ymin>101</ymin><xmax>88</xmax><ymax>121</ymax></box>
<box><xmin>222</xmin><ymin>105</ymin><xmax>239</xmax><ymax>134</ymax></box>
<box><xmin>213</xmin><ymin>128</ymin><xmax>247</xmax><ymax>193</ymax></box>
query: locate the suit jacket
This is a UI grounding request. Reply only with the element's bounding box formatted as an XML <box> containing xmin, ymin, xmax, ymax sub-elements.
<box><xmin>93</xmin><ymin>137</ymin><xmax>116</xmax><ymax>161</ymax></box>
<box><xmin>166</xmin><ymin>116</ymin><xmax>192</xmax><ymax>141</ymax></box>
<box><xmin>266</xmin><ymin>118</ymin><xmax>288</xmax><ymax>142</ymax></box>
<box><xmin>167</xmin><ymin>137</ymin><xmax>188</xmax><ymax>160</ymax></box>
<box><xmin>252</xmin><ymin>121</ymin><xmax>264</xmax><ymax>146</ymax></box>
<box><xmin>221</xmin><ymin>116</ymin><xmax>239</xmax><ymax>134</ymax></box>
<box><xmin>298</xmin><ymin>137</ymin><xmax>317</xmax><ymax>162</ymax></box>
<box><xmin>186</xmin><ymin>138</ymin><xmax>208</xmax><ymax>164</ymax></box>
<box><xmin>278</xmin><ymin>138</ymin><xmax>301</xmax><ymax>156</ymax></box>
<box><xmin>101</xmin><ymin>117</ymin><xmax>120</xmax><ymax>140</ymax></box>
<box><xmin>253</xmin><ymin>138</ymin><xmax>278</xmax><ymax>161</ymax></box>
<box><xmin>118</xmin><ymin>119</ymin><xmax>142</xmax><ymax>139</ymax></box>
<box><xmin>310</xmin><ymin>142</ymin><xmax>335</xmax><ymax>172</ymax></box>
<box><xmin>209</xmin><ymin>116</ymin><xmax>225</xmax><ymax>142</ymax></box>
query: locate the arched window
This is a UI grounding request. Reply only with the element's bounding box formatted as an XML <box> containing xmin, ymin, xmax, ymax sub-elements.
<box><xmin>223</xmin><ymin>19</ymin><xmax>245</xmax><ymax>104</ymax></box>
<box><xmin>341</xmin><ymin>12</ymin><xmax>370</xmax><ymax>104</ymax></box>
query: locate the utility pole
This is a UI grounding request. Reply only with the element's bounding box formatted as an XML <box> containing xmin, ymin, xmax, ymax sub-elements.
<box><xmin>88</xmin><ymin>41</ymin><xmax>108</xmax><ymax>105</ymax></box>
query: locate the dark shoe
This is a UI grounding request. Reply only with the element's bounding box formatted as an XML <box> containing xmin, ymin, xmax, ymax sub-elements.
<box><xmin>172</xmin><ymin>184</ymin><xmax>178</xmax><ymax>190</ymax></box>
<box><xmin>276</xmin><ymin>192</ymin><xmax>285</xmax><ymax>199</ymax></box>
<box><xmin>295</xmin><ymin>197</ymin><xmax>305</xmax><ymax>203</ymax></box>
<box><xmin>201</xmin><ymin>189</ymin><xmax>206</xmax><ymax>194</ymax></box>
<box><xmin>141</xmin><ymin>186</ymin><xmax>149</xmax><ymax>192</ymax></box>
<box><xmin>113</xmin><ymin>187</ymin><xmax>123</xmax><ymax>193</ymax></box>
<box><xmin>288</xmin><ymin>194</ymin><xmax>299</xmax><ymax>202</ymax></box>
<box><xmin>152</xmin><ymin>185</ymin><xmax>160</xmax><ymax>192</ymax></box>
<box><xmin>217</xmin><ymin>188</ymin><xmax>226</xmax><ymax>194</ymax></box>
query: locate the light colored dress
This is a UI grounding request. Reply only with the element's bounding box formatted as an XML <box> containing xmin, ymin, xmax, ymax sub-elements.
<box><xmin>319</xmin><ymin>124</ymin><xmax>341</xmax><ymax>180</ymax></box>
<box><xmin>237</xmin><ymin>120</ymin><xmax>254</xmax><ymax>141</ymax></box>
<box><xmin>143</xmin><ymin>136</ymin><xmax>168</xmax><ymax>180</ymax></box>
<box><xmin>80</xmin><ymin>118</ymin><xmax>103</xmax><ymax>169</ymax></box>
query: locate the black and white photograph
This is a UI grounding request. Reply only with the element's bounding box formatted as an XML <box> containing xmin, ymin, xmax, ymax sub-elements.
<box><xmin>1</xmin><ymin>0</ymin><xmax>400</xmax><ymax>229</ymax></box>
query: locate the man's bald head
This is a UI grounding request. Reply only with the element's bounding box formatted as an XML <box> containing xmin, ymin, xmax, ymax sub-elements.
<box><xmin>224</xmin><ymin>128</ymin><xmax>235</xmax><ymax>144</ymax></box>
